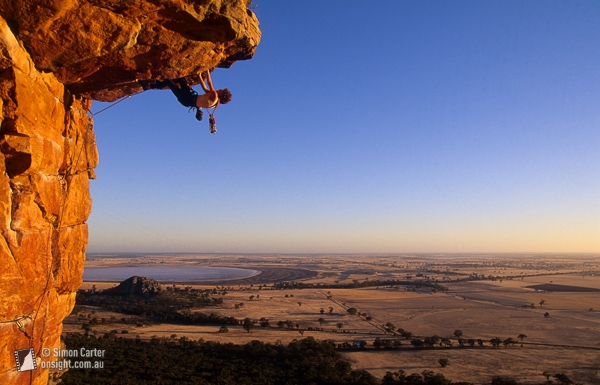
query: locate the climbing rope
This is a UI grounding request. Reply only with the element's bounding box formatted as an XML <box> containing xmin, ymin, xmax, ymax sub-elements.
<box><xmin>89</xmin><ymin>95</ymin><xmax>131</xmax><ymax>117</ymax></box>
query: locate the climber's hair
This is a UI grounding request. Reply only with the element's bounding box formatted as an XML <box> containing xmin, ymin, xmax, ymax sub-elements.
<box><xmin>217</xmin><ymin>88</ymin><xmax>232</xmax><ymax>104</ymax></box>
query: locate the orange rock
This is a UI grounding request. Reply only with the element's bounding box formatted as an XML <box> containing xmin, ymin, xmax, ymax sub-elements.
<box><xmin>0</xmin><ymin>2</ymin><xmax>260</xmax><ymax>383</ymax></box>
<box><xmin>0</xmin><ymin>15</ymin><xmax>95</xmax><ymax>385</ymax></box>
<box><xmin>0</xmin><ymin>0</ymin><xmax>261</xmax><ymax>101</ymax></box>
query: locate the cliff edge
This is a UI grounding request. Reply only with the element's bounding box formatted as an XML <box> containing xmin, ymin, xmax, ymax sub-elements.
<box><xmin>0</xmin><ymin>1</ymin><xmax>260</xmax><ymax>384</ymax></box>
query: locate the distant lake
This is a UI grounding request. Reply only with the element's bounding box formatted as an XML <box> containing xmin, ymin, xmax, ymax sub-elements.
<box><xmin>83</xmin><ymin>266</ymin><xmax>260</xmax><ymax>282</ymax></box>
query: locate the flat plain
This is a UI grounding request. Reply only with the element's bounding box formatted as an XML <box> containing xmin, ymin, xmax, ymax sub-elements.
<box><xmin>67</xmin><ymin>254</ymin><xmax>600</xmax><ymax>384</ymax></box>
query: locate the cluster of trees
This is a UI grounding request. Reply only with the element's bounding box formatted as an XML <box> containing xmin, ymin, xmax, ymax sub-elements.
<box><xmin>544</xmin><ymin>372</ymin><xmax>579</xmax><ymax>385</ymax></box>
<box><xmin>382</xmin><ymin>370</ymin><xmax>475</xmax><ymax>385</ymax></box>
<box><xmin>382</xmin><ymin>371</ymin><xmax>579</xmax><ymax>385</ymax></box>
<box><xmin>335</xmin><ymin>333</ymin><xmax>531</xmax><ymax>352</ymax></box>
<box><xmin>277</xmin><ymin>320</ymin><xmax>297</xmax><ymax>329</ymax></box>
<box><xmin>378</xmin><ymin>326</ymin><xmax>530</xmax><ymax>351</ymax></box>
<box><xmin>271</xmin><ymin>280</ymin><xmax>447</xmax><ymax>292</ymax></box>
<box><xmin>76</xmin><ymin>288</ymin><xmax>237</xmax><ymax>326</ymax></box>
<box><xmin>408</xmin><ymin>335</ymin><xmax>525</xmax><ymax>350</ymax></box>
<box><xmin>373</xmin><ymin>338</ymin><xmax>403</xmax><ymax>349</ymax></box>
<box><xmin>59</xmin><ymin>330</ymin><xmax>581</xmax><ymax>385</ymax></box>
<box><xmin>78</xmin><ymin>285</ymin><xmax>224</xmax><ymax>312</ymax></box>
<box><xmin>59</xmin><ymin>334</ymin><xmax>378</xmax><ymax>385</ymax></box>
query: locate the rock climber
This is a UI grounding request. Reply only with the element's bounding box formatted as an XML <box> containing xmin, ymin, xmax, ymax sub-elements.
<box><xmin>164</xmin><ymin>71</ymin><xmax>231</xmax><ymax>123</ymax></box>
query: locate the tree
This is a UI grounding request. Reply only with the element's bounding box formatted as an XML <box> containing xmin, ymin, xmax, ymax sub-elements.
<box><xmin>424</xmin><ymin>335</ymin><xmax>441</xmax><ymax>348</ymax></box>
<box><xmin>554</xmin><ymin>373</ymin><xmax>574</xmax><ymax>385</ymax></box>
<box><xmin>329</xmin><ymin>307</ymin><xmax>334</xmax><ymax>314</ymax></box>
<box><xmin>384</xmin><ymin>322</ymin><xmax>396</xmax><ymax>332</ymax></box>
<box><xmin>297</xmin><ymin>301</ymin><xmax>302</xmax><ymax>307</ymax></box>
<box><xmin>82</xmin><ymin>323</ymin><xmax>92</xmax><ymax>334</ymax></box>
<box><xmin>544</xmin><ymin>312</ymin><xmax>550</xmax><ymax>318</ymax></box>
<box><xmin>259</xmin><ymin>317</ymin><xmax>270</xmax><ymax>327</ymax></box>
<box><xmin>336</xmin><ymin>322</ymin><xmax>344</xmax><ymax>330</ymax></box>
<box><xmin>540</xmin><ymin>299</ymin><xmax>546</xmax><ymax>307</ymax></box>
<box><xmin>347</xmin><ymin>307</ymin><xmax>358</xmax><ymax>315</ymax></box>
<box><xmin>243</xmin><ymin>317</ymin><xmax>255</xmax><ymax>333</ymax></box>
<box><xmin>517</xmin><ymin>334</ymin><xmax>527</xmax><ymax>342</ymax></box>
<box><xmin>491</xmin><ymin>377</ymin><xmax>520</xmax><ymax>385</ymax></box>
<box><xmin>373</xmin><ymin>338</ymin><xmax>382</xmax><ymax>349</ymax></box>
<box><xmin>490</xmin><ymin>337</ymin><xmax>502</xmax><ymax>348</ymax></box>
<box><xmin>318</xmin><ymin>317</ymin><xmax>325</xmax><ymax>326</ymax></box>
<box><xmin>218</xmin><ymin>325</ymin><xmax>228</xmax><ymax>333</ymax></box>
<box><xmin>320</xmin><ymin>308</ymin><xmax>325</xmax><ymax>314</ymax></box>
<box><xmin>453</xmin><ymin>329</ymin><xmax>463</xmax><ymax>338</ymax></box>
<box><xmin>438</xmin><ymin>358</ymin><xmax>450</xmax><ymax>368</ymax></box>
<box><xmin>400</xmin><ymin>330</ymin><xmax>413</xmax><ymax>340</ymax></box>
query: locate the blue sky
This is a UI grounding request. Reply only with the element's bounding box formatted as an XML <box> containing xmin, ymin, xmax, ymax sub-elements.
<box><xmin>87</xmin><ymin>1</ymin><xmax>600</xmax><ymax>253</ymax></box>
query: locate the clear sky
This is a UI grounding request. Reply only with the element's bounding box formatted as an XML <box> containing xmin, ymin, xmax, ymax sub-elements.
<box><xmin>87</xmin><ymin>1</ymin><xmax>600</xmax><ymax>254</ymax></box>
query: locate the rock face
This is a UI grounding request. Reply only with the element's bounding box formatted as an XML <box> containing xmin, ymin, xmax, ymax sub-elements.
<box><xmin>0</xmin><ymin>1</ymin><xmax>259</xmax><ymax>384</ymax></box>
<box><xmin>0</xmin><ymin>0</ymin><xmax>260</xmax><ymax>101</ymax></box>
<box><xmin>102</xmin><ymin>276</ymin><xmax>163</xmax><ymax>295</ymax></box>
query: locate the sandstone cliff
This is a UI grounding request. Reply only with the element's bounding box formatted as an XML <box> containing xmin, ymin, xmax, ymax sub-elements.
<box><xmin>0</xmin><ymin>1</ymin><xmax>260</xmax><ymax>384</ymax></box>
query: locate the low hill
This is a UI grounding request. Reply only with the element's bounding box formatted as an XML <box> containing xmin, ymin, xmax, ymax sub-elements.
<box><xmin>102</xmin><ymin>276</ymin><xmax>162</xmax><ymax>296</ymax></box>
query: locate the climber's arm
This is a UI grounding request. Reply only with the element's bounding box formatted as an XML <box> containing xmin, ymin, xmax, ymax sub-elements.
<box><xmin>205</xmin><ymin>71</ymin><xmax>216</xmax><ymax>92</ymax></box>
<box><xmin>198</xmin><ymin>71</ymin><xmax>215</xmax><ymax>93</ymax></box>
<box><xmin>199</xmin><ymin>77</ymin><xmax>209</xmax><ymax>92</ymax></box>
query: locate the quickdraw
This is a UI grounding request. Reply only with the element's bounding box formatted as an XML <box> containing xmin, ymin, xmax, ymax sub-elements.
<box><xmin>208</xmin><ymin>113</ymin><xmax>217</xmax><ymax>134</ymax></box>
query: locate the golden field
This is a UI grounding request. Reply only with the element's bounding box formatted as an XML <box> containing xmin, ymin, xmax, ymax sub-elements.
<box><xmin>67</xmin><ymin>254</ymin><xmax>600</xmax><ymax>384</ymax></box>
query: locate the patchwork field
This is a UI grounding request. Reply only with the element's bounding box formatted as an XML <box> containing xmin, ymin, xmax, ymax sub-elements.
<box><xmin>68</xmin><ymin>253</ymin><xmax>600</xmax><ymax>384</ymax></box>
